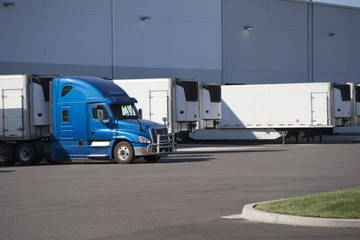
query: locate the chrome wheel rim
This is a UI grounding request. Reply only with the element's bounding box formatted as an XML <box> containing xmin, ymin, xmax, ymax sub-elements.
<box><xmin>19</xmin><ymin>147</ymin><xmax>31</xmax><ymax>161</ymax></box>
<box><xmin>118</xmin><ymin>146</ymin><xmax>130</xmax><ymax>161</ymax></box>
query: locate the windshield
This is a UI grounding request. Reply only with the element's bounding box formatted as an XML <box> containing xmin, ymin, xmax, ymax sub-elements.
<box><xmin>109</xmin><ymin>104</ymin><xmax>140</xmax><ymax>120</ymax></box>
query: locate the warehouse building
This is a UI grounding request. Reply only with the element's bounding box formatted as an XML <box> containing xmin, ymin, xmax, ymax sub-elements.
<box><xmin>0</xmin><ymin>0</ymin><xmax>360</xmax><ymax>84</ymax></box>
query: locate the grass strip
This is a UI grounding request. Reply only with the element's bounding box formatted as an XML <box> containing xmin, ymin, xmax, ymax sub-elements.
<box><xmin>255</xmin><ymin>187</ymin><xmax>360</xmax><ymax>219</ymax></box>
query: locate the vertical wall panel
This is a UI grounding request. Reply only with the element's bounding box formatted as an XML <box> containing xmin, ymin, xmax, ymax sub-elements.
<box><xmin>172</xmin><ymin>20</ymin><xmax>221</xmax><ymax>70</ymax></box>
<box><xmin>116</xmin><ymin>15</ymin><xmax>172</xmax><ymax>68</ymax></box>
<box><xmin>348</xmin><ymin>9</ymin><xmax>360</xmax><ymax>35</ymax></box>
<box><xmin>224</xmin><ymin>0</ymin><xmax>268</xmax><ymax>28</ymax></box>
<box><xmin>0</xmin><ymin>4</ymin><xmax>44</xmax><ymax>63</ymax></box>
<box><xmin>348</xmin><ymin>36</ymin><xmax>360</xmax><ymax>75</ymax></box>
<box><xmin>348</xmin><ymin>9</ymin><xmax>360</xmax><ymax>82</ymax></box>
<box><xmin>115</xmin><ymin>0</ymin><xmax>222</xmax><ymax>81</ymax></box>
<box><xmin>224</xmin><ymin>25</ymin><xmax>268</xmax><ymax>71</ymax></box>
<box><xmin>45</xmin><ymin>0</ymin><xmax>111</xmax><ymax>12</ymax></box>
<box><xmin>268</xmin><ymin>29</ymin><xmax>307</xmax><ymax>73</ymax></box>
<box><xmin>223</xmin><ymin>0</ymin><xmax>309</xmax><ymax>84</ymax></box>
<box><xmin>268</xmin><ymin>0</ymin><xmax>308</xmax><ymax>31</ymax></box>
<box><xmin>172</xmin><ymin>0</ymin><xmax>221</xmax><ymax>23</ymax></box>
<box><xmin>45</xmin><ymin>8</ymin><xmax>111</xmax><ymax>66</ymax></box>
<box><xmin>313</xmin><ymin>5</ymin><xmax>348</xmax><ymax>34</ymax></box>
<box><xmin>115</xmin><ymin>0</ymin><xmax>172</xmax><ymax>18</ymax></box>
<box><xmin>313</xmin><ymin>4</ymin><xmax>350</xmax><ymax>82</ymax></box>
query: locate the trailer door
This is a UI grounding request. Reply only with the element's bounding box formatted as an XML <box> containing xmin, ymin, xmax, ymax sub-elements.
<box><xmin>3</xmin><ymin>89</ymin><xmax>23</xmax><ymax>137</ymax></box>
<box><xmin>149</xmin><ymin>90</ymin><xmax>168</xmax><ymax>124</ymax></box>
<box><xmin>311</xmin><ymin>92</ymin><xmax>328</xmax><ymax>126</ymax></box>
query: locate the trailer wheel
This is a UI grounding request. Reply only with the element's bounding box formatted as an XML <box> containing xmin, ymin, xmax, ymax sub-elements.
<box><xmin>0</xmin><ymin>144</ymin><xmax>16</xmax><ymax>165</ymax></box>
<box><xmin>175</xmin><ymin>132</ymin><xmax>190</xmax><ymax>143</ymax></box>
<box><xmin>114</xmin><ymin>141</ymin><xmax>134</xmax><ymax>164</ymax></box>
<box><xmin>16</xmin><ymin>143</ymin><xmax>39</xmax><ymax>165</ymax></box>
<box><xmin>144</xmin><ymin>155</ymin><xmax>161</xmax><ymax>163</ymax></box>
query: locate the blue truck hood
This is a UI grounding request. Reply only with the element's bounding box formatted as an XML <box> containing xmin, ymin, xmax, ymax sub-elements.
<box><xmin>117</xmin><ymin>119</ymin><xmax>166</xmax><ymax>134</ymax></box>
<box><xmin>119</xmin><ymin>119</ymin><xmax>165</xmax><ymax>128</ymax></box>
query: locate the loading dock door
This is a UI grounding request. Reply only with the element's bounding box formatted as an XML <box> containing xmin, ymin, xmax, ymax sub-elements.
<box><xmin>3</xmin><ymin>89</ymin><xmax>24</xmax><ymax>137</ymax></box>
<box><xmin>311</xmin><ymin>92</ymin><xmax>328</xmax><ymax>126</ymax></box>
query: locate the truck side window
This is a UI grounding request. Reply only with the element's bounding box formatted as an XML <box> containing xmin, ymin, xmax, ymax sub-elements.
<box><xmin>92</xmin><ymin>105</ymin><xmax>109</xmax><ymax>120</ymax></box>
<box><xmin>62</xmin><ymin>110</ymin><xmax>69</xmax><ymax>123</ymax></box>
<box><xmin>61</xmin><ymin>86</ymin><xmax>73</xmax><ymax>97</ymax></box>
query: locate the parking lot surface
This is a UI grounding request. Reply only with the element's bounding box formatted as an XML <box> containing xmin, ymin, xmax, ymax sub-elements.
<box><xmin>1</xmin><ymin>142</ymin><xmax>360</xmax><ymax>239</ymax></box>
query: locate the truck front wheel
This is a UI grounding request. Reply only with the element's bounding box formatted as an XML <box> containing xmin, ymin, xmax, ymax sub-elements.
<box><xmin>16</xmin><ymin>143</ymin><xmax>39</xmax><ymax>165</ymax></box>
<box><xmin>0</xmin><ymin>144</ymin><xmax>16</xmax><ymax>165</ymax></box>
<box><xmin>114</xmin><ymin>141</ymin><xmax>134</xmax><ymax>164</ymax></box>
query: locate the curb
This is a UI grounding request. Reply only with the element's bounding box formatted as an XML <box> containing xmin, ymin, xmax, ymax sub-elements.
<box><xmin>222</xmin><ymin>202</ymin><xmax>360</xmax><ymax>228</ymax></box>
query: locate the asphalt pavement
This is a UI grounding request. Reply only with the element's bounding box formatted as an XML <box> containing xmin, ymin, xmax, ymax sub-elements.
<box><xmin>1</xmin><ymin>142</ymin><xmax>360</xmax><ymax>239</ymax></box>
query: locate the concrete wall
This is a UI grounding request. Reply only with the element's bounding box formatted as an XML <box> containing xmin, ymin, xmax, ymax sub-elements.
<box><xmin>313</xmin><ymin>4</ymin><xmax>360</xmax><ymax>83</ymax></box>
<box><xmin>1</xmin><ymin>0</ymin><xmax>360</xmax><ymax>84</ymax></box>
<box><xmin>223</xmin><ymin>0</ymin><xmax>360</xmax><ymax>84</ymax></box>
<box><xmin>0</xmin><ymin>0</ymin><xmax>222</xmax><ymax>83</ymax></box>
<box><xmin>223</xmin><ymin>0</ymin><xmax>308</xmax><ymax>84</ymax></box>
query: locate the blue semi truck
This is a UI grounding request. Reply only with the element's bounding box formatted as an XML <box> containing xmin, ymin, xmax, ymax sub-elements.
<box><xmin>0</xmin><ymin>75</ymin><xmax>175</xmax><ymax>165</ymax></box>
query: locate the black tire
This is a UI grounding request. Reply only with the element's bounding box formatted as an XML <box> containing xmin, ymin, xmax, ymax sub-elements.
<box><xmin>44</xmin><ymin>158</ymin><xmax>63</xmax><ymax>164</ymax></box>
<box><xmin>143</xmin><ymin>155</ymin><xmax>161</xmax><ymax>163</ymax></box>
<box><xmin>0</xmin><ymin>144</ymin><xmax>16</xmax><ymax>165</ymax></box>
<box><xmin>113</xmin><ymin>141</ymin><xmax>134</xmax><ymax>164</ymax></box>
<box><xmin>16</xmin><ymin>143</ymin><xmax>39</xmax><ymax>165</ymax></box>
<box><xmin>175</xmin><ymin>132</ymin><xmax>190</xmax><ymax>143</ymax></box>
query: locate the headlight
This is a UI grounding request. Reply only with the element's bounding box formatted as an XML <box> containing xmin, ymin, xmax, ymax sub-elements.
<box><xmin>138</xmin><ymin>136</ymin><xmax>151</xmax><ymax>144</ymax></box>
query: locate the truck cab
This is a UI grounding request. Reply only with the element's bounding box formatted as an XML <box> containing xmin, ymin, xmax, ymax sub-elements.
<box><xmin>51</xmin><ymin>76</ymin><xmax>174</xmax><ymax>164</ymax></box>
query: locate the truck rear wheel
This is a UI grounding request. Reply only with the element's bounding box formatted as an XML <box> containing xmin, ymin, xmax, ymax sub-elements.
<box><xmin>16</xmin><ymin>143</ymin><xmax>39</xmax><ymax>165</ymax></box>
<box><xmin>0</xmin><ymin>144</ymin><xmax>16</xmax><ymax>165</ymax></box>
<box><xmin>144</xmin><ymin>155</ymin><xmax>161</xmax><ymax>163</ymax></box>
<box><xmin>114</xmin><ymin>141</ymin><xmax>134</xmax><ymax>164</ymax></box>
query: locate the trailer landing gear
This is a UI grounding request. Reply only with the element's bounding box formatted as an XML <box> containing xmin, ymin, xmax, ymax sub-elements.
<box><xmin>278</xmin><ymin>131</ymin><xmax>288</xmax><ymax>145</ymax></box>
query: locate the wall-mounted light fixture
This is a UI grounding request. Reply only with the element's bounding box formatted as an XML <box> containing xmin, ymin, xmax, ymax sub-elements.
<box><xmin>329</xmin><ymin>32</ymin><xmax>336</xmax><ymax>37</ymax></box>
<box><xmin>2</xmin><ymin>2</ymin><xmax>15</xmax><ymax>8</ymax></box>
<box><xmin>141</xmin><ymin>16</ymin><xmax>151</xmax><ymax>22</ymax></box>
<box><xmin>244</xmin><ymin>26</ymin><xmax>253</xmax><ymax>31</ymax></box>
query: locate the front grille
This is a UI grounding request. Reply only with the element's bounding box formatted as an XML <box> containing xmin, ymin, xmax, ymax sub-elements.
<box><xmin>151</xmin><ymin>127</ymin><xmax>169</xmax><ymax>143</ymax></box>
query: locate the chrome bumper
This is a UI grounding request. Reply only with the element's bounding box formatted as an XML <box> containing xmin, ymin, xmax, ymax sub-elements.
<box><xmin>134</xmin><ymin>134</ymin><xmax>176</xmax><ymax>156</ymax></box>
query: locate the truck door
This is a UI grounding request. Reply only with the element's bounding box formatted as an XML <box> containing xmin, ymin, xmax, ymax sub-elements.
<box><xmin>54</xmin><ymin>105</ymin><xmax>85</xmax><ymax>159</ymax></box>
<box><xmin>86</xmin><ymin>103</ymin><xmax>113</xmax><ymax>158</ymax></box>
<box><xmin>311</xmin><ymin>92</ymin><xmax>329</xmax><ymax>126</ymax></box>
<box><xmin>2</xmin><ymin>89</ymin><xmax>23</xmax><ymax>137</ymax></box>
<box><xmin>149</xmin><ymin>90</ymin><xmax>168</xmax><ymax>125</ymax></box>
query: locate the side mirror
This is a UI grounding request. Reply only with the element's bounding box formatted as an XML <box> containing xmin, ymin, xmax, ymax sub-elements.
<box><xmin>97</xmin><ymin>109</ymin><xmax>104</xmax><ymax>121</ymax></box>
<box><xmin>138</xmin><ymin>109</ymin><xmax>143</xmax><ymax>119</ymax></box>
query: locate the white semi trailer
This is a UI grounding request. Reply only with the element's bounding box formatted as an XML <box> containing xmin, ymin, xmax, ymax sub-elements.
<box><xmin>191</xmin><ymin>82</ymin><xmax>352</xmax><ymax>142</ymax></box>
<box><xmin>113</xmin><ymin>78</ymin><xmax>199</xmax><ymax>135</ymax></box>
